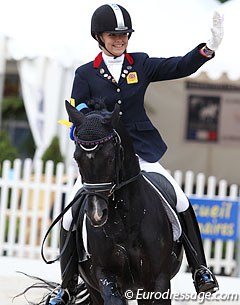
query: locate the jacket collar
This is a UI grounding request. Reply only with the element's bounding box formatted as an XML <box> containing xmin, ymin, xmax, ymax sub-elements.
<box><xmin>93</xmin><ymin>52</ymin><xmax>134</xmax><ymax>68</ymax></box>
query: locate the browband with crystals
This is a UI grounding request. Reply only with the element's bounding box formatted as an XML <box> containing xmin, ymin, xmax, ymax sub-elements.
<box><xmin>74</xmin><ymin>132</ymin><xmax>115</xmax><ymax>147</ymax></box>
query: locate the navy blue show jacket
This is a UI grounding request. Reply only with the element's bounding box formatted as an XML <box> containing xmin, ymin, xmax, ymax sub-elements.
<box><xmin>71</xmin><ymin>43</ymin><xmax>213</xmax><ymax>162</ymax></box>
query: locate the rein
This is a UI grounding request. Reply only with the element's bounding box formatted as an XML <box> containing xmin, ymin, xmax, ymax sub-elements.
<box><xmin>41</xmin><ymin>189</ymin><xmax>109</xmax><ymax>264</ymax></box>
<box><xmin>41</xmin><ymin>189</ymin><xmax>86</xmax><ymax>264</ymax></box>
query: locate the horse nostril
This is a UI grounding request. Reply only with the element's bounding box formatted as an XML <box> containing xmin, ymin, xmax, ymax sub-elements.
<box><xmin>92</xmin><ymin>206</ymin><xmax>108</xmax><ymax>224</ymax></box>
<box><xmin>91</xmin><ymin>207</ymin><xmax>107</xmax><ymax>227</ymax></box>
<box><xmin>86</xmin><ymin>195</ymin><xmax>108</xmax><ymax>227</ymax></box>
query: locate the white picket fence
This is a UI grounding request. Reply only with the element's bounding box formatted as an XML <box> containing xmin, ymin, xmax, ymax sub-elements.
<box><xmin>0</xmin><ymin>159</ymin><xmax>76</xmax><ymax>260</ymax></box>
<box><xmin>0</xmin><ymin>158</ymin><xmax>239</xmax><ymax>277</ymax></box>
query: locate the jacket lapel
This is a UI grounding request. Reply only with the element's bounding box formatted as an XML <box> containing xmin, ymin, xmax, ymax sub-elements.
<box><xmin>118</xmin><ymin>53</ymin><xmax>135</xmax><ymax>85</ymax></box>
<box><xmin>93</xmin><ymin>52</ymin><xmax>135</xmax><ymax>86</ymax></box>
<box><xmin>94</xmin><ymin>53</ymin><xmax>118</xmax><ymax>85</ymax></box>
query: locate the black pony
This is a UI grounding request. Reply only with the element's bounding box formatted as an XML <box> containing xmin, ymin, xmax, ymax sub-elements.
<box><xmin>65</xmin><ymin>100</ymin><xmax>183</xmax><ymax>305</ymax></box>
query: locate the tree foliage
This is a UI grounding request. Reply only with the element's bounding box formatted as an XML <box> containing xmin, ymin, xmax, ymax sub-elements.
<box><xmin>42</xmin><ymin>136</ymin><xmax>64</xmax><ymax>174</ymax></box>
<box><xmin>0</xmin><ymin>129</ymin><xmax>18</xmax><ymax>174</ymax></box>
<box><xmin>2</xmin><ymin>97</ymin><xmax>25</xmax><ymax>118</ymax></box>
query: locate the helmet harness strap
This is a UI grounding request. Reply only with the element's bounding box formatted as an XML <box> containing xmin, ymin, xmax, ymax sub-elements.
<box><xmin>97</xmin><ymin>34</ymin><xmax>127</xmax><ymax>58</ymax></box>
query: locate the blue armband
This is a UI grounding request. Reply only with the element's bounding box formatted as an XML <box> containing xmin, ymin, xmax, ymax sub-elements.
<box><xmin>70</xmin><ymin>103</ymin><xmax>89</xmax><ymax>141</ymax></box>
<box><xmin>76</xmin><ymin>103</ymin><xmax>88</xmax><ymax>111</ymax></box>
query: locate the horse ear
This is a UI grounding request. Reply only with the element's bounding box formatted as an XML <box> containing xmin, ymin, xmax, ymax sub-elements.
<box><xmin>65</xmin><ymin>100</ymin><xmax>85</xmax><ymax>125</ymax></box>
<box><xmin>101</xmin><ymin>103</ymin><xmax>120</xmax><ymax>126</ymax></box>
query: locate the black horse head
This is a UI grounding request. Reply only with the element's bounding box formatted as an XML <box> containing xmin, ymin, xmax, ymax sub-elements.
<box><xmin>65</xmin><ymin>100</ymin><xmax>139</xmax><ymax>227</ymax></box>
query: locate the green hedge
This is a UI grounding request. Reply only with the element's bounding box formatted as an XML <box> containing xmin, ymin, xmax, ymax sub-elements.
<box><xmin>42</xmin><ymin>136</ymin><xmax>64</xmax><ymax>174</ymax></box>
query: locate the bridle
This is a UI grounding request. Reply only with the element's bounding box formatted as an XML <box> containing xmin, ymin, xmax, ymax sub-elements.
<box><xmin>74</xmin><ymin>129</ymin><xmax>141</xmax><ymax>197</ymax></box>
<box><xmin>41</xmin><ymin>127</ymin><xmax>141</xmax><ymax>264</ymax></box>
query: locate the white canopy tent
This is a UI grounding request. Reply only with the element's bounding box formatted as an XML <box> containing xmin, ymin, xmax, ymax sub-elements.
<box><xmin>2</xmin><ymin>0</ymin><xmax>238</xmax><ymax>164</ymax></box>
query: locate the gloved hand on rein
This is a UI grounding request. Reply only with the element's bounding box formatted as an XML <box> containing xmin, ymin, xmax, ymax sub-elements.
<box><xmin>206</xmin><ymin>11</ymin><xmax>224</xmax><ymax>51</ymax></box>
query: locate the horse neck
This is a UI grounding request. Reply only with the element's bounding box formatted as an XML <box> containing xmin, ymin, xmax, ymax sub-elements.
<box><xmin>116</xmin><ymin>124</ymin><xmax>140</xmax><ymax>181</ymax></box>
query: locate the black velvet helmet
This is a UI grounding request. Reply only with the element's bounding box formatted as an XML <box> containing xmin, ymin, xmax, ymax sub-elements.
<box><xmin>91</xmin><ymin>4</ymin><xmax>134</xmax><ymax>39</ymax></box>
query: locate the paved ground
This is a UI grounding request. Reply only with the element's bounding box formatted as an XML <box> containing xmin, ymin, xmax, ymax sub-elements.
<box><xmin>1</xmin><ymin>257</ymin><xmax>240</xmax><ymax>305</ymax></box>
<box><xmin>0</xmin><ymin>257</ymin><xmax>60</xmax><ymax>305</ymax></box>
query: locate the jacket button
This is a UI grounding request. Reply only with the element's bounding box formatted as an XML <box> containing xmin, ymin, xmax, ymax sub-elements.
<box><xmin>117</xmin><ymin>100</ymin><xmax>122</xmax><ymax>104</ymax></box>
<box><xmin>119</xmin><ymin>111</ymin><xmax>123</xmax><ymax>116</ymax></box>
<box><xmin>117</xmin><ymin>88</ymin><xmax>121</xmax><ymax>92</ymax></box>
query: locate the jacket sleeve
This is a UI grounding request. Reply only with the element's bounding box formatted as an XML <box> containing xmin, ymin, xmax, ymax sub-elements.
<box><xmin>71</xmin><ymin>67</ymin><xmax>91</xmax><ymax>106</ymax></box>
<box><xmin>143</xmin><ymin>43</ymin><xmax>214</xmax><ymax>82</ymax></box>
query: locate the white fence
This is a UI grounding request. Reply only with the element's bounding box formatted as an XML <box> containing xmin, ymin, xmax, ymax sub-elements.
<box><xmin>0</xmin><ymin>158</ymin><xmax>239</xmax><ymax>277</ymax></box>
<box><xmin>0</xmin><ymin>159</ymin><xmax>76</xmax><ymax>260</ymax></box>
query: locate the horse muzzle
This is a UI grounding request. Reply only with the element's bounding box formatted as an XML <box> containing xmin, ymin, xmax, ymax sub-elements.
<box><xmin>85</xmin><ymin>194</ymin><xmax>108</xmax><ymax>227</ymax></box>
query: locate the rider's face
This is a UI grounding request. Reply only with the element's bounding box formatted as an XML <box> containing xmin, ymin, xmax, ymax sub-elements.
<box><xmin>101</xmin><ymin>32</ymin><xmax>129</xmax><ymax>57</ymax></box>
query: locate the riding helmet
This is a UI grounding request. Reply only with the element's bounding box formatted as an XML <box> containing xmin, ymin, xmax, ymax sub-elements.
<box><xmin>91</xmin><ymin>4</ymin><xmax>134</xmax><ymax>39</ymax></box>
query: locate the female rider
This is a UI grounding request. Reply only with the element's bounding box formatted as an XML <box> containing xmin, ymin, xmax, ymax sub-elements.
<box><xmin>49</xmin><ymin>4</ymin><xmax>223</xmax><ymax>304</ymax></box>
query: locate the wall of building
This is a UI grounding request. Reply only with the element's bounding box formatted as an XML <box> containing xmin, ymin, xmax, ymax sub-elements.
<box><xmin>145</xmin><ymin>75</ymin><xmax>240</xmax><ymax>185</ymax></box>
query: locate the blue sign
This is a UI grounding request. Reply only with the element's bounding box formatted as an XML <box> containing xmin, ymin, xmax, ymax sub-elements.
<box><xmin>189</xmin><ymin>198</ymin><xmax>239</xmax><ymax>240</ymax></box>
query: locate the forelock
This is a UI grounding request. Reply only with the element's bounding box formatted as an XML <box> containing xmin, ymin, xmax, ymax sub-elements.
<box><xmin>75</xmin><ymin>112</ymin><xmax>112</xmax><ymax>141</ymax></box>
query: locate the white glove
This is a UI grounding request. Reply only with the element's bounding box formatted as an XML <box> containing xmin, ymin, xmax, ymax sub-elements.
<box><xmin>206</xmin><ymin>11</ymin><xmax>224</xmax><ymax>51</ymax></box>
